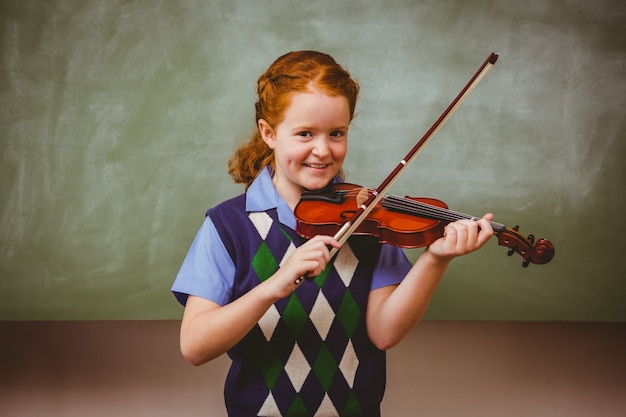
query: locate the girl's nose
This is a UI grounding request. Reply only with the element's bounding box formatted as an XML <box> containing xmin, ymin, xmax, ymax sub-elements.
<box><xmin>312</xmin><ymin>137</ymin><xmax>331</xmax><ymax>157</ymax></box>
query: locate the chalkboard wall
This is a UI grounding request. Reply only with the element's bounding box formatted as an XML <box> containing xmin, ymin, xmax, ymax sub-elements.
<box><xmin>1</xmin><ymin>0</ymin><xmax>625</xmax><ymax>320</ymax></box>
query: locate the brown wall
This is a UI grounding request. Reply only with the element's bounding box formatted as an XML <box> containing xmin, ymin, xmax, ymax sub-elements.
<box><xmin>1</xmin><ymin>321</ymin><xmax>625</xmax><ymax>416</ymax></box>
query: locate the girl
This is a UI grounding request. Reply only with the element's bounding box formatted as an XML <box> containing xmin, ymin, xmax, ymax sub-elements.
<box><xmin>172</xmin><ymin>50</ymin><xmax>493</xmax><ymax>416</ymax></box>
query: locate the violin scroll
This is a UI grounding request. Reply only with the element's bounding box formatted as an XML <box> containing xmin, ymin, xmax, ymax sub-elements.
<box><xmin>496</xmin><ymin>225</ymin><xmax>555</xmax><ymax>267</ymax></box>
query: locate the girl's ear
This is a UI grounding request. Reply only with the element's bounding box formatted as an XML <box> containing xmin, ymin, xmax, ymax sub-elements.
<box><xmin>258</xmin><ymin>119</ymin><xmax>276</xmax><ymax>149</ymax></box>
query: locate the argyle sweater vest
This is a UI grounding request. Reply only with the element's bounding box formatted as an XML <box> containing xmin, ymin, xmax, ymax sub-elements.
<box><xmin>207</xmin><ymin>194</ymin><xmax>387</xmax><ymax>417</ymax></box>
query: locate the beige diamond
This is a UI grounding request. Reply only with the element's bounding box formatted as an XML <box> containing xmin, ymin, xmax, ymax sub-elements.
<box><xmin>284</xmin><ymin>344</ymin><xmax>311</xmax><ymax>392</ymax></box>
<box><xmin>309</xmin><ymin>290</ymin><xmax>335</xmax><ymax>340</ymax></box>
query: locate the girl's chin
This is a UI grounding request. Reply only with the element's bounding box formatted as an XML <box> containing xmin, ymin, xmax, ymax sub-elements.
<box><xmin>301</xmin><ymin>177</ymin><xmax>334</xmax><ymax>192</ymax></box>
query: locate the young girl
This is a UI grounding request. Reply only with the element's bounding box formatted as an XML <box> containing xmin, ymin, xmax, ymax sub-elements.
<box><xmin>172</xmin><ymin>50</ymin><xmax>493</xmax><ymax>416</ymax></box>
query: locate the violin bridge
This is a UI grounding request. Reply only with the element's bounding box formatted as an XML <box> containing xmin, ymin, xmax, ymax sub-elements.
<box><xmin>356</xmin><ymin>187</ymin><xmax>369</xmax><ymax>209</ymax></box>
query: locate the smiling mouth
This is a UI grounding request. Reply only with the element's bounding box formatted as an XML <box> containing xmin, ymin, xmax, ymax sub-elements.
<box><xmin>304</xmin><ymin>163</ymin><xmax>330</xmax><ymax>169</ymax></box>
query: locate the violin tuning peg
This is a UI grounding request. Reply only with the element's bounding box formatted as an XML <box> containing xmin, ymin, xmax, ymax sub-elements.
<box><xmin>513</xmin><ymin>225</ymin><xmax>520</xmax><ymax>232</ymax></box>
<box><xmin>522</xmin><ymin>258</ymin><xmax>530</xmax><ymax>268</ymax></box>
<box><xmin>527</xmin><ymin>234</ymin><xmax>535</xmax><ymax>244</ymax></box>
<box><xmin>507</xmin><ymin>247</ymin><xmax>515</xmax><ymax>257</ymax></box>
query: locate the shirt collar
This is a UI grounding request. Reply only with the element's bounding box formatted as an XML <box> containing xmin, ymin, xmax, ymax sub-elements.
<box><xmin>246</xmin><ymin>167</ymin><xmax>296</xmax><ymax>229</ymax></box>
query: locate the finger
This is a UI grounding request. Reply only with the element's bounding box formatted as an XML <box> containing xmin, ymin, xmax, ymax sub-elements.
<box><xmin>308</xmin><ymin>236</ymin><xmax>341</xmax><ymax>264</ymax></box>
<box><xmin>442</xmin><ymin>223</ymin><xmax>461</xmax><ymax>253</ymax></box>
<box><xmin>467</xmin><ymin>221</ymin><xmax>479</xmax><ymax>247</ymax></box>
<box><xmin>476</xmin><ymin>213</ymin><xmax>494</xmax><ymax>237</ymax></box>
<box><xmin>452</xmin><ymin>222</ymin><xmax>470</xmax><ymax>250</ymax></box>
<box><xmin>292</xmin><ymin>235</ymin><xmax>342</xmax><ymax>284</ymax></box>
<box><xmin>311</xmin><ymin>234</ymin><xmax>341</xmax><ymax>249</ymax></box>
<box><xmin>449</xmin><ymin>220</ymin><xmax>484</xmax><ymax>252</ymax></box>
<box><xmin>294</xmin><ymin>259</ymin><xmax>321</xmax><ymax>285</ymax></box>
<box><xmin>307</xmin><ymin>245</ymin><xmax>331</xmax><ymax>264</ymax></box>
<box><xmin>477</xmin><ymin>217</ymin><xmax>493</xmax><ymax>235</ymax></box>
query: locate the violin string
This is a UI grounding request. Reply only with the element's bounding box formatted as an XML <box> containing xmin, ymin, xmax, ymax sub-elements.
<box><xmin>340</xmin><ymin>189</ymin><xmax>463</xmax><ymax>223</ymax></box>
<box><xmin>324</xmin><ymin>187</ymin><xmax>505</xmax><ymax>231</ymax></box>
<box><xmin>383</xmin><ymin>195</ymin><xmax>505</xmax><ymax>231</ymax></box>
<box><xmin>383</xmin><ymin>195</ymin><xmax>463</xmax><ymax>222</ymax></box>
<box><xmin>384</xmin><ymin>195</ymin><xmax>473</xmax><ymax>223</ymax></box>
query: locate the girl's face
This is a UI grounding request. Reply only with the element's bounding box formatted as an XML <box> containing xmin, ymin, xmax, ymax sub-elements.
<box><xmin>259</xmin><ymin>89</ymin><xmax>351</xmax><ymax>208</ymax></box>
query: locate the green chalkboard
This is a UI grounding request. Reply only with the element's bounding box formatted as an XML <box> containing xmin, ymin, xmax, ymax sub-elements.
<box><xmin>1</xmin><ymin>0</ymin><xmax>625</xmax><ymax>320</ymax></box>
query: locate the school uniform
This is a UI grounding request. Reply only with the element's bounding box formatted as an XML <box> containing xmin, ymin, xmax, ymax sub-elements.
<box><xmin>173</xmin><ymin>167</ymin><xmax>412</xmax><ymax>416</ymax></box>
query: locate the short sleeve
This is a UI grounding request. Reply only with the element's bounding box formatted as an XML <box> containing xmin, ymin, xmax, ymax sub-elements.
<box><xmin>171</xmin><ymin>217</ymin><xmax>235</xmax><ymax>306</ymax></box>
<box><xmin>370</xmin><ymin>244</ymin><xmax>412</xmax><ymax>290</ymax></box>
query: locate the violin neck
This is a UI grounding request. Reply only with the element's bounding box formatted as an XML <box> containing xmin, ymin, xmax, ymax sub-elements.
<box><xmin>383</xmin><ymin>195</ymin><xmax>506</xmax><ymax>232</ymax></box>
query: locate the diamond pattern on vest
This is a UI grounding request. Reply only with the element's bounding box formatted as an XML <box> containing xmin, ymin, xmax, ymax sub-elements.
<box><xmin>253</xmin><ymin>241</ymin><xmax>279</xmax><ymax>282</ymax></box>
<box><xmin>314</xmin><ymin>394</ymin><xmax>339</xmax><ymax>416</ymax></box>
<box><xmin>258</xmin><ymin>392</ymin><xmax>280</xmax><ymax>417</ymax></box>
<box><xmin>339</xmin><ymin>340</ymin><xmax>358</xmax><ymax>388</ymax></box>
<box><xmin>249</xmin><ymin>212</ymin><xmax>274</xmax><ymax>239</ymax></box>
<box><xmin>284</xmin><ymin>292</ymin><xmax>309</xmax><ymax>339</ymax></box>
<box><xmin>333</xmin><ymin>244</ymin><xmax>358</xmax><ymax>287</ymax></box>
<box><xmin>309</xmin><ymin>290</ymin><xmax>334</xmax><ymax>340</ymax></box>
<box><xmin>259</xmin><ymin>304</ymin><xmax>281</xmax><ymax>341</ymax></box>
<box><xmin>258</xmin><ymin>341</ymin><xmax>282</xmax><ymax>390</ymax></box>
<box><xmin>244</xmin><ymin>209</ymin><xmax>368</xmax><ymax>415</ymax></box>
<box><xmin>337</xmin><ymin>291</ymin><xmax>360</xmax><ymax>338</ymax></box>
<box><xmin>312</xmin><ymin>342</ymin><xmax>338</xmax><ymax>391</ymax></box>
<box><xmin>285</xmin><ymin>344</ymin><xmax>311</xmax><ymax>392</ymax></box>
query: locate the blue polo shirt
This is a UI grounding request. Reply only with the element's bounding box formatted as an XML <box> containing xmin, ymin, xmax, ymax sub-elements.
<box><xmin>172</xmin><ymin>167</ymin><xmax>412</xmax><ymax>306</ymax></box>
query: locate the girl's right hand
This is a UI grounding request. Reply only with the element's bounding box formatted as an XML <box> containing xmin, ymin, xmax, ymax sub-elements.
<box><xmin>180</xmin><ymin>235</ymin><xmax>340</xmax><ymax>365</ymax></box>
<box><xmin>268</xmin><ymin>235</ymin><xmax>341</xmax><ymax>299</ymax></box>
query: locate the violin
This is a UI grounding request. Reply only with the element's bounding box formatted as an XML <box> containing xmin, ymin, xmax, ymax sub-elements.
<box><xmin>294</xmin><ymin>183</ymin><xmax>555</xmax><ymax>267</ymax></box>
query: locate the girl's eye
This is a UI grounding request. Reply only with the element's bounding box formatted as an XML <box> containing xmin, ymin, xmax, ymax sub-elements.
<box><xmin>298</xmin><ymin>131</ymin><xmax>312</xmax><ymax>137</ymax></box>
<box><xmin>330</xmin><ymin>130</ymin><xmax>345</xmax><ymax>138</ymax></box>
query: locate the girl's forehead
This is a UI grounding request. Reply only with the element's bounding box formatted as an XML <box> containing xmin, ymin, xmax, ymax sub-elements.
<box><xmin>286</xmin><ymin>90</ymin><xmax>347</xmax><ymax>110</ymax></box>
<box><xmin>281</xmin><ymin>92</ymin><xmax>350</xmax><ymax>123</ymax></box>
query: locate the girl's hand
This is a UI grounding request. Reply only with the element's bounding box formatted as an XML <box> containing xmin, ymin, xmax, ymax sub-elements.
<box><xmin>427</xmin><ymin>213</ymin><xmax>494</xmax><ymax>262</ymax></box>
<box><xmin>267</xmin><ymin>235</ymin><xmax>340</xmax><ymax>300</ymax></box>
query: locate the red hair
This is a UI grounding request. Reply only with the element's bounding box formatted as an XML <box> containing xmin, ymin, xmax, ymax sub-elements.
<box><xmin>228</xmin><ymin>51</ymin><xmax>360</xmax><ymax>187</ymax></box>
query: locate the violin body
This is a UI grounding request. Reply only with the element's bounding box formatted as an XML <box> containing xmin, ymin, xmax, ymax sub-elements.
<box><xmin>294</xmin><ymin>183</ymin><xmax>555</xmax><ymax>267</ymax></box>
<box><xmin>295</xmin><ymin>183</ymin><xmax>447</xmax><ymax>248</ymax></box>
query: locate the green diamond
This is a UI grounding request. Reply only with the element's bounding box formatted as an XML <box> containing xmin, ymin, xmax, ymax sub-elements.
<box><xmin>312</xmin><ymin>343</ymin><xmax>337</xmax><ymax>391</ymax></box>
<box><xmin>283</xmin><ymin>293</ymin><xmax>308</xmax><ymax>338</ymax></box>
<box><xmin>258</xmin><ymin>344</ymin><xmax>282</xmax><ymax>390</ymax></box>
<box><xmin>343</xmin><ymin>391</ymin><xmax>363</xmax><ymax>415</ymax></box>
<box><xmin>252</xmin><ymin>242</ymin><xmax>278</xmax><ymax>282</ymax></box>
<box><xmin>337</xmin><ymin>291</ymin><xmax>360</xmax><ymax>337</ymax></box>
<box><xmin>286</xmin><ymin>394</ymin><xmax>308</xmax><ymax>416</ymax></box>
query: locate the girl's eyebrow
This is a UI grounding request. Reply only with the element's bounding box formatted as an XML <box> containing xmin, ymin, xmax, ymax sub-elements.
<box><xmin>290</xmin><ymin>122</ymin><xmax>350</xmax><ymax>131</ymax></box>
<box><xmin>293</xmin><ymin>127</ymin><xmax>349</xmax><ymax>134</ymax></box>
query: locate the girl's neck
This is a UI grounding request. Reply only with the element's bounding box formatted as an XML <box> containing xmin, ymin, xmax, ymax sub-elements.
<box><xmin>272</xmin><ymin>175</ymin><xmax>302</xmax><ymax>211</ymax></box>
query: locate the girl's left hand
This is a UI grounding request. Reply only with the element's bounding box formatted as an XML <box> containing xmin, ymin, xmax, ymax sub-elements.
<box><xmin>427</xmin><ymin>213</ymin><xmax>494</xmax><ymax>261</ymax></box>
